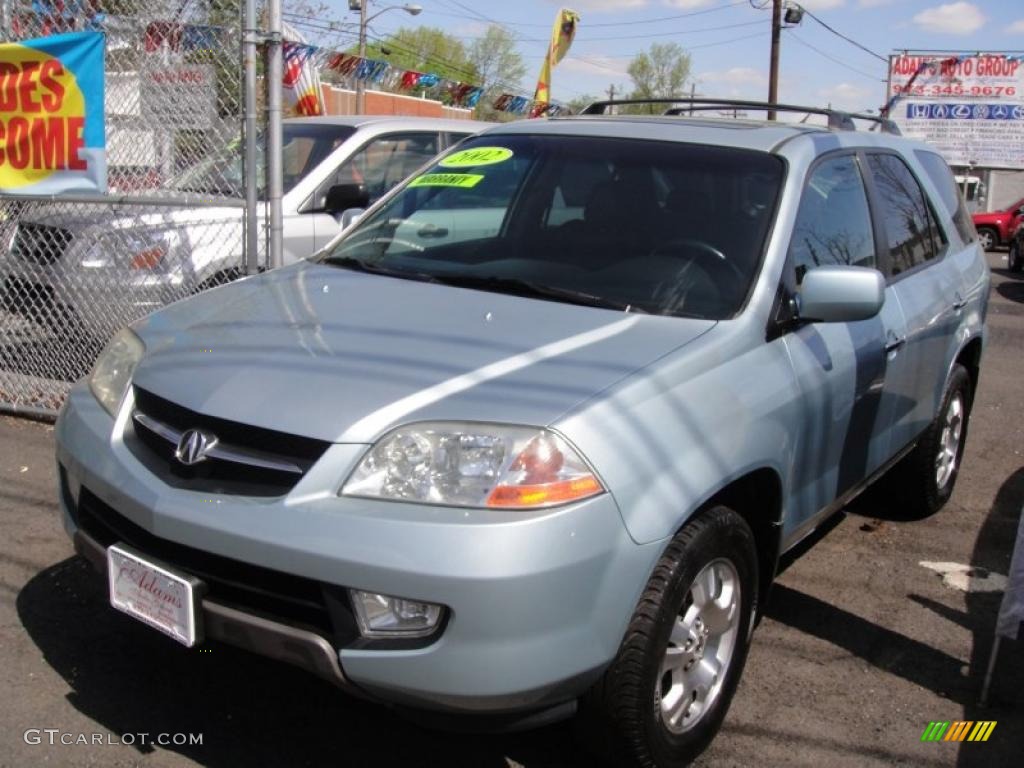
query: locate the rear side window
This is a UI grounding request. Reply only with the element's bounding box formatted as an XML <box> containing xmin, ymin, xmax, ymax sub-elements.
<box><xmin>915</xmin><ymin>150</ymin><xmax>976</xmax><ymax>245</ymax></box>
<box><xmin>866</xmin><ymin>153</ymin><xmax>944</xmax><ymax>276</ymax></box>
<box><xmin>789</xmin><ymin>154</ymin><xmax>876</xmax><ymax>284</ymax></box>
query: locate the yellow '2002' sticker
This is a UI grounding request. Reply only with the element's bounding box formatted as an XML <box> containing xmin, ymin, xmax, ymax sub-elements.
<box><xmin>409</xmin><ymin>173</ymin><xmax>484</xmax><ymax>189</ymax></box>
<box><xmin>439</xmin><ymin>147</ymin><xmax>513</xmax><ymax>168</ymax></box>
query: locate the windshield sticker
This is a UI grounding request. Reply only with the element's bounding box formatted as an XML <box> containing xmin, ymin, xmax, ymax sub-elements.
<box><xmin>410</xmin><ymin>173</ymin><xmax>485</xmax><ymax>189</ymax></box>
<box><xmin>438</xmin><ymin>147</ymin><xmax>513</xmax><ymax>168</ymax></box>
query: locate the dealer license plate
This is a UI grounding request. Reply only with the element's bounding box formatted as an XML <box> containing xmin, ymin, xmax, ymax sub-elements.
<box><xmin>107</xmin><ymin>544</ymin><xmax>203</xmax><ymax>647</ymax></box>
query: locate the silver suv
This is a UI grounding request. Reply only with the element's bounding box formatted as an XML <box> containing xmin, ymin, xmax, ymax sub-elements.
<box><xmin>55</xmin><ymin>100</ymin><xmax>989</xmax><ymax>767</ymax></box>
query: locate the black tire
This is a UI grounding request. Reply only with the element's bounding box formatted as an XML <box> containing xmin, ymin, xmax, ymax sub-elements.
<box><xmin>576</xmin><ymin>506</ymin><xmax>758</xmax><ymax>768</ymax></box>
<box><xmin>887</xmin><ymin>364</ymin><xmax>973</xmax><ymax>518</ymax></box>
<box><xmin>1009</xmin><ymin>239</ymin><xmax>1023</xmax><ymax>273</ymax></box>
<box><xmin>977</xmin><ymin>227</ymin><xmax>997</xmax><ymax>252</ymax></box>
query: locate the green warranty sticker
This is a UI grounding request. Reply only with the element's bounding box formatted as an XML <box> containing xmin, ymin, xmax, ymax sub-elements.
<box><xmin>439</xmin><ymin>147</ymin><xmax>513</xmax><ymax>168</ymax></box>
<box><xmin>409</xmin><ymin>173</ymin><xmax>485</xmax><ymax>189</ymax></box>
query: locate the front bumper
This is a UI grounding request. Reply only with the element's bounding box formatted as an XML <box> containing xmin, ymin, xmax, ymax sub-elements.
<box><xmin>56</xmin><ymin>385</ymin><xmax>664</xmax><ymax>716</ymax></box>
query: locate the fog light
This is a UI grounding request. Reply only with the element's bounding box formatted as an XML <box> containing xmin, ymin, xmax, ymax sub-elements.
<box><xmin>350</xmin><ymin>590</ymin><xmax>443</xmax><ymax>638</ymax></box>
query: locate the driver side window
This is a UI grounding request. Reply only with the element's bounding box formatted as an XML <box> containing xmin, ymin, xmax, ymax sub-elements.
<box><xmin>789</xmin><ymin>155</ymin><xmax>876</xmax><ymax>284</ymax></box>
<box><xmin>316</xmin><ymin>132</ymin><xmax>439</xmax><ymax>206</ymax></box>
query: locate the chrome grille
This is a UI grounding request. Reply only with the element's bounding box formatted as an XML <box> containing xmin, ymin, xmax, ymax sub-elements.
<box><xmin>126</xmin><ymin>387</ymin><xmax>331</xmax><ymax>497</ymax></box>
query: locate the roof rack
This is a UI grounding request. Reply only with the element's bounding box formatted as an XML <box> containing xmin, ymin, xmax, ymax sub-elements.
<box><xmin>578</xmin><ymin>98</ymin><xmax>902</xmax><ymax>136</ymax></box>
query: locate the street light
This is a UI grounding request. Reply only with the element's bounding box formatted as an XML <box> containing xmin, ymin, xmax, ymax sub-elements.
<box><xmin>354</xmin><ymin>2</ymin><xmax>423</xmax><ymax>114</ymax></box>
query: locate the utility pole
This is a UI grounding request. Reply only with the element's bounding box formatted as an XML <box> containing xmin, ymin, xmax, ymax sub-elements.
<box><xmin>356</xmin><ymin>0</ymin><xmax>368</xmax><ymax>114</ymax></box>
<box><xmin>606</xmin><ymin>84</ymin><xmax>616</xmax><ymax>115</ymax></box>
<box><xmin>768</xmin><ymin>0</ymin><xmax>781</xmax><ymax>120</ymax></box>
<box><xmin>267</xmin><ymin>0</ymin><xmax>284</xmax><ymax>269</ymax></box>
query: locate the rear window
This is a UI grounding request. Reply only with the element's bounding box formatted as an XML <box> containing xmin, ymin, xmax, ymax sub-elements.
<box><xmin>322</xmin><ymin>135</ymin><xmax>785</xmax><ymax>320</ymax></box>
<box><xmin>915</xmin><ymin>150</ymin><xmax>976</xmax><ymax>245</ymax></box>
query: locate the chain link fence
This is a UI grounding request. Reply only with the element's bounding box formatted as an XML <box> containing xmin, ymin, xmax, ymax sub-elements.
<box><xmin>0</xmin><ymin>0</ymin><xmax>258</xmax><ymax>417</ymax></box>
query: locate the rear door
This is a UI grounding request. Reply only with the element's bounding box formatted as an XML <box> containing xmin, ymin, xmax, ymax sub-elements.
<box><xmin>862</xmin><ymin>151</ymin><xmax>963</xmax><ymax>454</ymax></box>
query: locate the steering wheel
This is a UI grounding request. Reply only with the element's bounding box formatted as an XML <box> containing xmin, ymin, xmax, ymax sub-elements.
<box><xmin>647</xmin><ymin>238</ymin><xmax>747</xmax><ymax>310</ymax></box>
<box><xmin>650</xmin><ymin>238</ymin><xmax>744</xmax><ymax>281</ymax></box>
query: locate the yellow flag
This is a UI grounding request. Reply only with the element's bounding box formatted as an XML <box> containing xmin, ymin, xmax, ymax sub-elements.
<box><xmin>534</xmin><ymin>8</ymin><xmax>580</xmax><ymax>104</ymax></box>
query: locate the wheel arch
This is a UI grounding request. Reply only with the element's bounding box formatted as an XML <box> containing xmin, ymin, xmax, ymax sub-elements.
<box><xmin>681</xmin><ymin>467</ymin><xmax>784</xmax><ymax>620</ymax></box>
<box><xmin>953</xmin><ymin>335</ymin><xmax>983</xmax><ymax>408</ymax></box>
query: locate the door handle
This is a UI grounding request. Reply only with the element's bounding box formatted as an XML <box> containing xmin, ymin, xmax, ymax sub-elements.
<box><xmin>885</xmin><ymin>335</ymin><xmax>906</xmax><ymax>353</ymax></box>
<box><xmin>417</xmin><ymin>224</ymin><xmax>449</xmax><ymax>238</ymax></box>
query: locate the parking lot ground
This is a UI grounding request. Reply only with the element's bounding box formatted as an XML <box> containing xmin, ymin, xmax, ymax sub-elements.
<box><xmin>0</xmin><ymin>250</ymin><xmax>1021</xmax><ymax>768</ymax></box>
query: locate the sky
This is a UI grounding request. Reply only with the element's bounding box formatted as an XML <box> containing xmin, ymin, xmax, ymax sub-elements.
<box><xmin>304</xmin><ymin>0</ymin><xmax>1023</xmax><ymax>114</ymax></box>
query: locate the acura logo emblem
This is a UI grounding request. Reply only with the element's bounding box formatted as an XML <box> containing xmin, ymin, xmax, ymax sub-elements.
<box><xmin>175</xmin><ymin>429</ymin><xmax>218</xmax><ymax>466</ymax></box>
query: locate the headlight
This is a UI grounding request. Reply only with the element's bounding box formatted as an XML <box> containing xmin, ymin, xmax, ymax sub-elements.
<box><xmin>88</xmin><ymin>328</ymin><xmax>144</xmax><ymax>417</ymax></box>
<box><xmin>342</xmin><ymin>422</ymin><xmax>604</xmax><ymax>509</ymax></box>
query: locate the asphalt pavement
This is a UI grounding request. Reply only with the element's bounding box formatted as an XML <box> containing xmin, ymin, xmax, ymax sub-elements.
<box><xmin>0</xmin><ymin>250</ymin><xmax>1021</xmax><ymax>768</ymax></box>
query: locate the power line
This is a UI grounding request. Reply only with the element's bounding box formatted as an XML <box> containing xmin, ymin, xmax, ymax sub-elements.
<box><xmin>418</xmin><ymin>0</ymin><xmax>749</xmax><ymax>29</ymax></box>
<box><xmin>785</xmin><ymin>30</ymin><xmax>885</xmax><ymax>81</ymax></box>
<box><xmin>799</xmin><ymin>6</ymin><xmax>887</xmax><ymax>63</ymax></box>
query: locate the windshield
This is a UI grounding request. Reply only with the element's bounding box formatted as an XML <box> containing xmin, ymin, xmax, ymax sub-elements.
<box><xmin>170</xmin><ymin>123</ymin><xmax>356</xmax><ymax>197</ymax></box>
<box><xmin>320</xmin><ymin>134</ymin><xmax>784</xmax><ymax>319</ymax></box>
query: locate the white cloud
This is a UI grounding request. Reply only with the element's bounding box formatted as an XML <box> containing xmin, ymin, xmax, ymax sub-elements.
<box><xmin>546</xmin><ymin>0</ymin><xmax>648</xmax><ymax>11</ymax></box>
<box><xmin>698</xmin><ymin>67</ymin><xmax>767</xmax><ymax>87</ymax></box>
<box><xmin>1008</xmin><ymin>19</ymin><xmax>1024</xmax><ymax>34</ymax></box>
<box><xmin>817</xmin><ymin>82</ymin><xmax>876</xmax><ymax>112</ymax></box>
<box><xmin>796</xmin><ymin>0</ymin><xmax>846</xmax><ymax>9</ymax></box>
<box><xmin>561</xmin><ymin>55</ymin><xmax>631</xmax><ymax>78</ymax></box>
<box><xmin>912</xmin><ymin>2</ymin><xmax>986</xmax><ymax>35</ymax></box>
<box><xmin>857</xmin><ymin>0</ymin><xmax>895</xmax><ymax>7</ymax></box>
<box><xmin>660</xmin><ymin>0</ymin><xmax>716</xmax><ymax>9</ymax></box>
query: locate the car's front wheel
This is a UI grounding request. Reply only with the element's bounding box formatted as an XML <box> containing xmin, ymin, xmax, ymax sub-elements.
<box><xmin>577</xmin><ymin>506</ymin><xmax>757</xmax><ymax>768</ymax></box>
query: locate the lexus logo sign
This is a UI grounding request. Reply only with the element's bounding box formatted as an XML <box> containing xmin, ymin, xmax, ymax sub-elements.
<box><xmin>175</xmin><ymin>429</ymin><xmax>218</xmax><ymax>466</ymax></box>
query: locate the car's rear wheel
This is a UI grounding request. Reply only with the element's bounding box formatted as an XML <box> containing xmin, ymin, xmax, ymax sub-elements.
<box><xmin>576</xmin><ymin>506</ymin><xmax>757</xmax><ymax>768</ymax></box>
<box><xmin>887</xmin><ymin>364</ymin><xmax>973</xmax><ymax>518</ymax></box>
<box><xmin>977</xmin><ymin>227</ymin><xmax>997</xmax><ymax>252</ymax></box>
<box><xmin>1009</xmin><ymin>239</ymin><xmax>1023</xmax><ymax>273</ymax></box>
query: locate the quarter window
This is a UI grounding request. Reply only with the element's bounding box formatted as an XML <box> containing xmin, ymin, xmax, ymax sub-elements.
<box><xmin>866</xmin><ymin>153</ymin><xmax>943</xmax><ymax>275</ymax></box>
<box><xmin>914</xmin><ymin>150</ymin><xmax>976</xmax><ymax>245</ymax></box>
<box><xmin>789</xmin><ymin>155</ymin><xmax>876</xmax><ymax>284</ymax></box>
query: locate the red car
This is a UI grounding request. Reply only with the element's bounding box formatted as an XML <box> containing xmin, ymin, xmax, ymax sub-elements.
<box><xmin>972</xmin><ymin>195</ymin><xmax>1024</xmax><ymax>251</ymax></box>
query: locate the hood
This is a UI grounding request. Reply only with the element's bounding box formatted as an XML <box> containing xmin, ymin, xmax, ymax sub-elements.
<box><xmin>131</xmin><ymin>262</ymin><xmax>715</xmax><ymax>443</ymax></box>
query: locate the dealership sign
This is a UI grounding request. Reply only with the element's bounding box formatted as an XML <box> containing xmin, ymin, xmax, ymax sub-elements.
<box><xmin>0</xmin><ymin>31</ymin><xmax>106</xmax><ymax>194</ymax></box>
<box><xmin>888</xmin><ymin>53</ymin><xmax>1024</xmax><ymax>169</ymax></box>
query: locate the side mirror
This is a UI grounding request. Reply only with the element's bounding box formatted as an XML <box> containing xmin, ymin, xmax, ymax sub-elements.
<box><xmin>339</xmin><ymin>208</ymin><xmax>365</xmax><ymax>231</ymax></box>
<box><xmin>799</xmin><ymin>265</ymin><xmax>885</xmax><ymax>323</ymax></box>
<box><xmin>323</xmin><ymin>183</ymin><xmax>369</xmax><ymax>217</ymax></box>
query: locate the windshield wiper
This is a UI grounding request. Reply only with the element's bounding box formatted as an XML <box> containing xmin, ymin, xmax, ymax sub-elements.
<box><xmin>319</xmin><ymin>256</ymin><xmax>440</xmax><ymax>284</ymax></box>
<box><xmin>433</xmin><ymin>274</ymin><xmax>643</xmax><ymax>313</ymax></box>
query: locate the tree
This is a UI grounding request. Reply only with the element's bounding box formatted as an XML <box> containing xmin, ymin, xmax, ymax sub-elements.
<box><xmin>626</xmin><ymin>43</ymin><xmax>691</xmax><ymax>115</ymax></box>
<box><xmin>566</xmin><ymin>93</ymin><xmax>601</xmax><ymax>114</ymax></box>
<box><xmin>467</xmin><ymin>25</ymin><xmax>526</xmax><ymax>120</ymax></box>
<box><xmin>356</xmin><ymin>26</ymin><xmax>476</xmax><ymax>86</ymax></box>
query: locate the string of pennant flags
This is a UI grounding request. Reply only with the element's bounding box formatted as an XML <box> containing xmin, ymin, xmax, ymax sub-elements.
<box><xmin>283</xmin><ymin>40</ymin><xmax>569</xmax><ymax>117</ymax></box>
<box><xmin>11</xmin><ymin>4</ymin><xmax>575</xmax><ymax>118</ymax></box>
